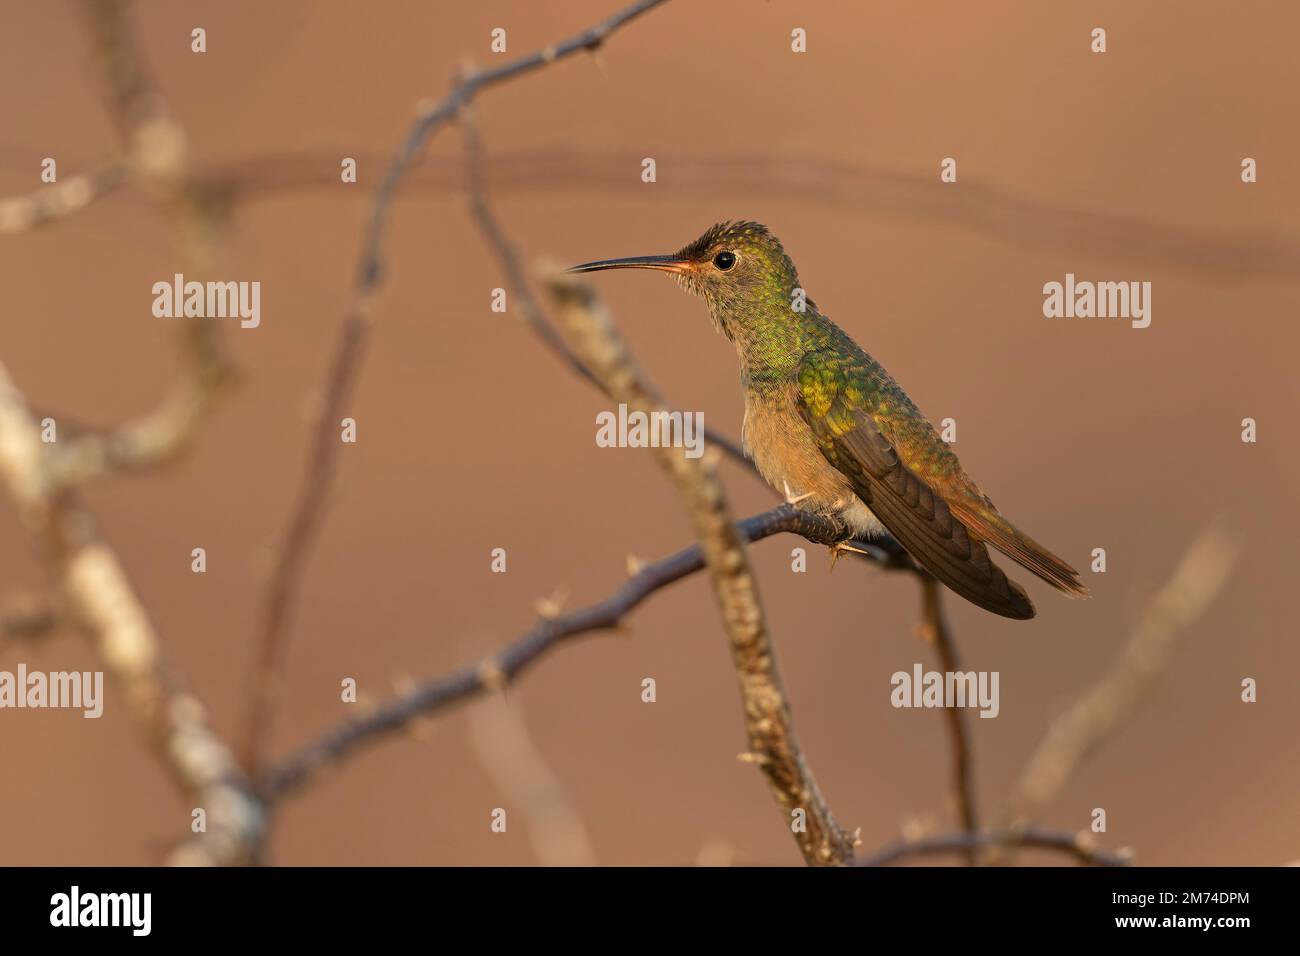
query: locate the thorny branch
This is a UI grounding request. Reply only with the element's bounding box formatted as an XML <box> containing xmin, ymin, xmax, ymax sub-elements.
<box><xmin>262</xmin><ymin>503</ymin><xmax>895</xmax><ymax>801</ymax></box>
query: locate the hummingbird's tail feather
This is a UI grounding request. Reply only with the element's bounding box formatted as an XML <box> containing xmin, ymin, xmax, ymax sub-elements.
<box><xmin>949</xmin><ymin>502</ymin><xmax>1091</xmax><ymax>599</ymax></box>
<box><xmin>855</xmin><ymin>479</ymin><xmax>1038</xmax><ymax>620</ymax></box>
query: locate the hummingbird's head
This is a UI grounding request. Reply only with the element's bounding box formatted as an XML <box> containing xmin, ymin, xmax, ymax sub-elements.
<box><xmin>567</xmin><ymin>221</ymin><xmax>803</xmax><ymax>340</ymax></box>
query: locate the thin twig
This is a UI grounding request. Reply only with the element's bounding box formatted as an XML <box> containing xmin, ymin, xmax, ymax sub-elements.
<box><xmin>81</xmin><ymin>0</ymin><xmax>167</xmax><ymax>147</ymax></box>
<box><xmin>860</xmin><ymin>825</ymin><xmax>1132</xmax><ymax>867</ymax></box>
<box><xmin>0</xmin><ymin>163</ymin><xmax>129</xmax><ymax>235</ymax></box>
<box><xmin>240</xmin><ymin>0</ymin><xmax>674</xmax><ymax>776</ymax></box>
<box><xmin>0</xmin><ymin>595</ymin><xmax>58</xmax><ymax>645</ymax></box>
<box><xmin>238</xmin><ymin>305</ymin><xmax>370</xmax><ymax>772</ymax></box>
<box><xmin>918</xmin><ymin>576</ymin><xmax>978</xmax><ymax>862</ymax></box>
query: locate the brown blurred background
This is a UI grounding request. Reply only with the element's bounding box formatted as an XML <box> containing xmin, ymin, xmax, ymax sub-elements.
<box><xmin>1</xmin><ymin>1</ymin><xmax>1297</xmax><ymax>865</ymax></box>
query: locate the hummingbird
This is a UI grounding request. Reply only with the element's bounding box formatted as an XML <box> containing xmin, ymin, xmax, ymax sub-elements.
<box><xmin>568</xmin><ymin>221</ymin><xmax>1089</xmax><ymax>619</ymax></box>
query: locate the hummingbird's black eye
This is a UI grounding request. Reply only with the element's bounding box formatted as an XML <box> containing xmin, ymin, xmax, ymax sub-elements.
<box><xmin>713</xmin><ymin>250</ymin><xmax>736</xmax><ymax>271</ymax></box>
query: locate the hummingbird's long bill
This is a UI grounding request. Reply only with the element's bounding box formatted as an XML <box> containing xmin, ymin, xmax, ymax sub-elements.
<box><xmin>566</xmin><ymin>255</ymin><xmax>688</xmax><ymax>274</ymax></box>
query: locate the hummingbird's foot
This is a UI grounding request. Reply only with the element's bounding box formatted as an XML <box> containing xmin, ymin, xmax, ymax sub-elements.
<box><xmin>782</xmin><ymin>479</ymin><xmax>815</xmax><ymax>506</ymax></box>
<box><xmin>828</xmin><ymin>539</ymin><xmax>870</xmax><ymax>571</ymax></box>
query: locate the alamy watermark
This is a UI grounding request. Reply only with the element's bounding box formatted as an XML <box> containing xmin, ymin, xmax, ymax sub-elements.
<box><xmin>50</xmin><ymin>886</ymin><xmax>150</xmax><ymax>936</ymax></box>
<box><xmin>891</xmin><ymin>663</ymin><xmax>999</xmax><ymax>719</ymax></box>
<box><xmin>1043</xmin><ymin>273</ymin><xmax>1151</xmax><ymax>328</ymax></box>
<box><xmin>0</xmin><ymin>665</ymin><xmax>103</xmax><ymax>718</ymax></box>
<box><xmin>595</xmin><ymin>403</ymin><xmax>705</xmax><ymax>459</ymax></box>
<box><xmin>152</xmin><ymin>273</ymin><xmax>261</xmax><ymax>328</ymax></box>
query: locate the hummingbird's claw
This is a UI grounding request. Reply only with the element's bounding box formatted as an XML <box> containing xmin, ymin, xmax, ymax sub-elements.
<box><xmin>783</xmin><ymin>480</ymin><xmax>814</xmax><ymax>506</ymax></box>
<box><xmin>828</xmin><ymin>539</ymin><xmax>870</xmax><ymax>571</ymax></box>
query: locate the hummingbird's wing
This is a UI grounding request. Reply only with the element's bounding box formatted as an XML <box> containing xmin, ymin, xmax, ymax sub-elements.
<box><xmin>795</xmin><ymin>350</ymin><xmax>1036</xmax><ymax>620</ymax></box>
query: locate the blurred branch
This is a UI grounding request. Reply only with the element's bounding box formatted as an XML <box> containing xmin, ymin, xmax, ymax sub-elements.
<box><xmin>43</xmin><ymin>0</ymin><xmax>233</xmax><ymax>491</ymax></box>
<box><xmin>860</xmin><ymin>825</ymin><xmax>1132</xmax><ymax>868</ymax></box>
<box><xmin>0</xmin><ymin>361</ymin><xmax>263</xmax><ymax>865</ymax></box>
<box><xmin>468</xmin><ymin>694</ymin><xmax>598</xmax><ymax>867</ymax></box>
<box><xmin>45</xmin><ymin>293</ymin><xmax>232</xmax><ymax>488</ymax></box>
<box><xmin>546</xmin><ymin>275</ymin><xmax>856</xmax><ymax>866</ymax></box>
<box><xmin>917</xmin><ymin>576</ymin><xmax>978</xmax><ymax>862</ymax></box>
<box><xmin>1003</xmin><ymin>525</ymin><xmax>1237</xmax><ymax>824</ymax></box>
<box><xmin>185</xmin><ymin>147</ymin><xmax>1300</xmax><ymax>289</ymax></box>
<box><xmin>237</xmin><ymin>298</ymin><xmax>368</xmax><ymax>772</ymax></box>
<box><xmin>0</xmin><ymin>595</ymin><xmax>58</xmax><ymax>645</ymax></box>
<box><xmin>81</xmin><ymin>0</ymin><xmax>169</xmax><ymax>149</ymax></box>
<box><xmin>0</xmin><ymin>163</ymin><xmax>128</xmax><ymax>235</ymax></box>
<box><xmin>239</xmin><ymin>0</ymin><xmax>674</xmax><ymax>776</ymax></box>
<box><xmin>1</xmin><ymin>0</ymin><xmax>257</xmax><ymax>868</ymax></box>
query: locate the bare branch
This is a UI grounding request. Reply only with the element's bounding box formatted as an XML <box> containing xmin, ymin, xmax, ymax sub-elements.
<box><xmin>860</xmin><ymin>825</ymin><xmax>1133</xmax><ymax>868</ymax></box>
<box><xmin>238</xmin><ymin>302</ymin><xmax>369</xmax><ymax>772</ymax></box>
<box><xmin>0</xmin><ymin>163</ymin><xmax>129</xmax><ymax>235</ymax></box>
<box><xmin>468</xmin><ymin>695</ymin><xmax>598</xmax><ymax>867</ymax></box>
<box><xmin>1</xmin><ymin>594</ymin><xmax>58</xmax><ymax>645</ymax></box>
<box><xmin>187</xmin><ymin>147</ymin><xmax>1300</xmax><ymax>289</ymax></box>
<box><xmin>44</xmin><ymin>1</ymin><xmax>234</xmax><ymax>490</ymax></box>
<box><xmin>81</xmin><ymin>0</ymin><xmax>187</xmax><ymax>194</ymax></box>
